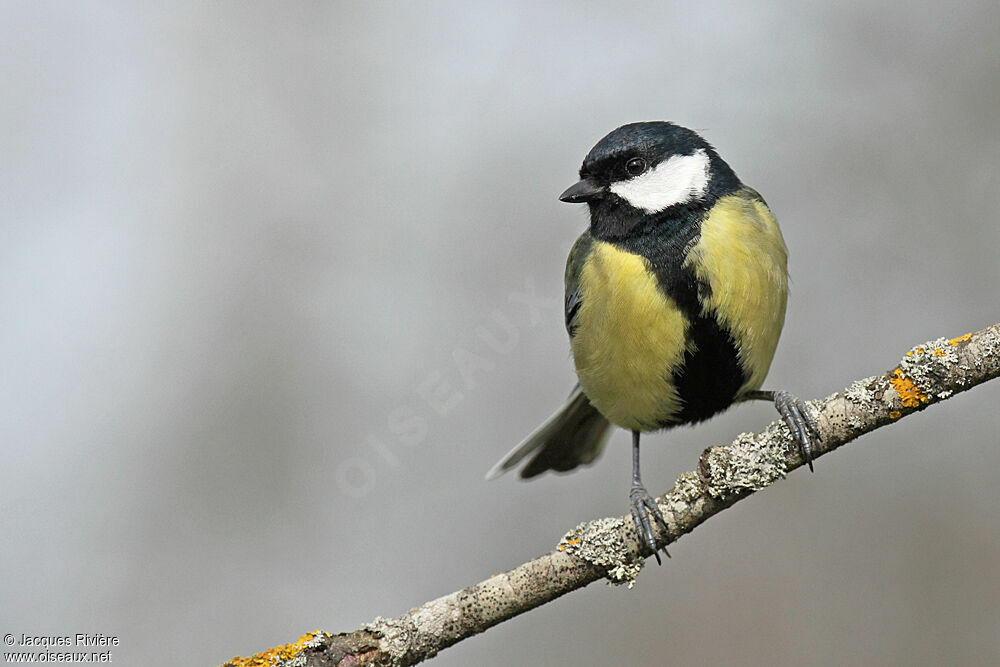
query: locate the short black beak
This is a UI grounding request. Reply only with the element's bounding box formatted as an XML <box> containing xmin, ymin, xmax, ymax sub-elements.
<box><xmin>559</xmin><ymin>179</ymin><xmax>605</xmax><ymax>203</ymax></box>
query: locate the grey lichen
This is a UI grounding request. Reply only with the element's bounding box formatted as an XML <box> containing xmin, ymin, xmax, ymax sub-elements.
<box><xmin>701</xmin><ymin>429</ymin><xmax>788</xmax><ymax>499</ymax></box>
<box><xmin>668</xmin><ymin>471</ymin><xmax>704</xmax><ymax>504</ymax></box>
<box><xmin>558</xmin><ymin>518</ymin><xmax>642</xmax><ymax>587</ymax></box>
<box><xmin>961</xmin><ymin>329</ymin><xmax>1000</xmax><ymax>378</ymax></box>
<box><xmin>841</xmin><ymin>375</ymin><xmax>884</xmax><ymax>428</ymax></box>
<box><xmin>363</xmin><ymin>615</ymin><xmax>415</xmax><ymax>662</ymax></box>
<box><xmin>897</xmin><ymin>337</ymin><xmax>962</xmax><ymax>394</ymax></box>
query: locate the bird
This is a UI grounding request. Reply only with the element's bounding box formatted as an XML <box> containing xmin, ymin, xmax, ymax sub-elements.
<box><xmin>486</xmin><ymin>121</ymin><xmax>819</xmax><ymax>563</ymax></box>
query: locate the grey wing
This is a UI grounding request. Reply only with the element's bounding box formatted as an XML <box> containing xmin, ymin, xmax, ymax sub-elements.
<box><xmin>564</xmin><ymin>230</ymin><xmax>593</xmax><ymax>337</ymax></box>
<box><xmin>565</xmin><ymin>288</ymin><xmax>581</xmax><ymax>336</ymax></box>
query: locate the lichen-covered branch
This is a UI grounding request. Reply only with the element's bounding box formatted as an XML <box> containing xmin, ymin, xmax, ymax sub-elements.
<box><xmin>222</xmin><ymin>323</ymin><xmax>1000</xmax><ymax>667</ymax></box>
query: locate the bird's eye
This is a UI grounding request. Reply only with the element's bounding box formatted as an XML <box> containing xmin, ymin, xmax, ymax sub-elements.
<box><xmin>625</xmin><ymin>157</ymin><xmax>647</xmax><ymax>177</ymax></box>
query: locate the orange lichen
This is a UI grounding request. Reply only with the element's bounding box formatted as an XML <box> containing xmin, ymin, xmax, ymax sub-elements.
<box><xmin>889</xmin><ymin>410</ymin><xmax>902</xmax><ymax>419</ymax></box>
<box><xmin>223</xmin><ymin>630</ymin><xmax>325</xmax><ymax>667</ymax></box>
<box><xmin>948</xmin><ymin>333</ymin><xmax>972</xmax><ymax>346</ymax></box>
<box><xmin>889</xmin><ymin>369</ymin><xmax>929</xmax><ymax>408</ymax></box>
<box><xmin>558</xmin><ymin>537</ymin><xmax>582</xmax><ymax>551</ymax></box>
<box><xmin>933</xmin><ymin>348</ymin><xmax>946</xmax><ymax>356</ymax></box>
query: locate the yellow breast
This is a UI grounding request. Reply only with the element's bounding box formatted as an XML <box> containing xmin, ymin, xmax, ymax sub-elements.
<box><xmin>571</xmin><ymin>241</ymin><xmax>689</xmax><ymax>431</ymax></box>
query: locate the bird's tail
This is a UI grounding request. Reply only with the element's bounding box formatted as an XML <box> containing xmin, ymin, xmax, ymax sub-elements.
<box><xmin>485</xmin><ymin>385</ymin><xmax>612</xmax><ymax>480</ymax></box>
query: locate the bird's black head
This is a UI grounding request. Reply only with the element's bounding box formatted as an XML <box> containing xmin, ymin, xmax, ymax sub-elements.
<box><xmin>560</xmin><ymin>121</ymin><xmax>741</xmax><ymax>241</ymax></box>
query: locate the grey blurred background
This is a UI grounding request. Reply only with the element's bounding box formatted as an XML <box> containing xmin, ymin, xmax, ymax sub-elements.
<box><xmin>2</xmin><ymin>2</ymin><xmax>999</xmax><ymax>665</ymax></box>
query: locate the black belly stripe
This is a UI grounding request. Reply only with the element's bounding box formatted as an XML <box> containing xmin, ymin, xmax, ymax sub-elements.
<box><xmin>670</xmin><ymin>311</ymin><xmax>744</xmax><ymax>425</ymax></box>
<box><xmin>614</xmin><ymin>209</ymin><xmax>747</xmax><ymax>428</ymax></box>
<box><xmin>647</xmin><ymin>259</ymin><xmax>745</xmax><ymax>427</ymax></box>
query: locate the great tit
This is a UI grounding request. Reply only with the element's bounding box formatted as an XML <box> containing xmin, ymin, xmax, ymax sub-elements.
<box><xmin>486</xmin><ymin>121</ymin><xmax>819</xmax><ymax>563</ymax></box>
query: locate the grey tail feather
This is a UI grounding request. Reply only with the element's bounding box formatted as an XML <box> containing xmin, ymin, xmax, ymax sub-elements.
<box><xmin>485</xmin><ymin>385</ymin><xmax>612</xmax><ymax>480</ymax></box>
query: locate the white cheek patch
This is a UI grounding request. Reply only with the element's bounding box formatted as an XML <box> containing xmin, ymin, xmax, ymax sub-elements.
<box><xmin>609</xmin><ymin>149</ymin><xmax>711</xmax><ymax>213</ymax></box>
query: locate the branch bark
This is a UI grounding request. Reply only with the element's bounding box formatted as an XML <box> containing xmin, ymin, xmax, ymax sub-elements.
<box><xmin>222</xmin><ymin>323</ymin><xmax>1000</xmax><ymax>667</ymax></box>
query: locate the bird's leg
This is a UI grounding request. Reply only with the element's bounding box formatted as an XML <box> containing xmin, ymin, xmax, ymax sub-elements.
<box><xmin>629</xmin><ymin>430</ymin><xmax>670</xmax><ymax>564</ymax></box>
<box><xmin>745</xmin><ymin>389</ymin><xmax>821</xmax><ymax>471</ymax></box>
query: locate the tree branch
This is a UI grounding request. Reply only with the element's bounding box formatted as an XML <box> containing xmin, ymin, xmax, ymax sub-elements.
<box><xmin>222</xmin><ymin>323</ymin><xmax>1000</xmax><ymax>667</ymax></box>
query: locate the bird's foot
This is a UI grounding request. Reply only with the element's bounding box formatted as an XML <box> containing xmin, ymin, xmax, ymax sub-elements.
<box><xmin>771</xmin><ymin>390</ymin><xmax>821</xmax><ymax>471</ymax></box>
<box><xmin>629</xmin><ymin>483</ymin><xmax>670</xmax><ymax>564</ymax></box>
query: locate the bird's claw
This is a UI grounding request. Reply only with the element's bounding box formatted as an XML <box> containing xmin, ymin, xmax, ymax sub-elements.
<box><xmin>629</xmin><ymin>483</ymin><xmax>671</xmax><ymax>564</ymax></box>
<box><xmin>772</xmin><ymin>390</ymin><xmax>821</xmax><ymax>471</ymax></box>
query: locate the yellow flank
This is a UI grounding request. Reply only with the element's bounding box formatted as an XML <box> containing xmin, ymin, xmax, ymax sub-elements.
<box><xmin>572</xmin><ymin>241</ymin><xmax>688</xmax><ymax>430</ymax></box>
<box><xmin>684</xmin><ymin>190</ymin><xmax>789</xmax><ymax>396</ymax></box>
